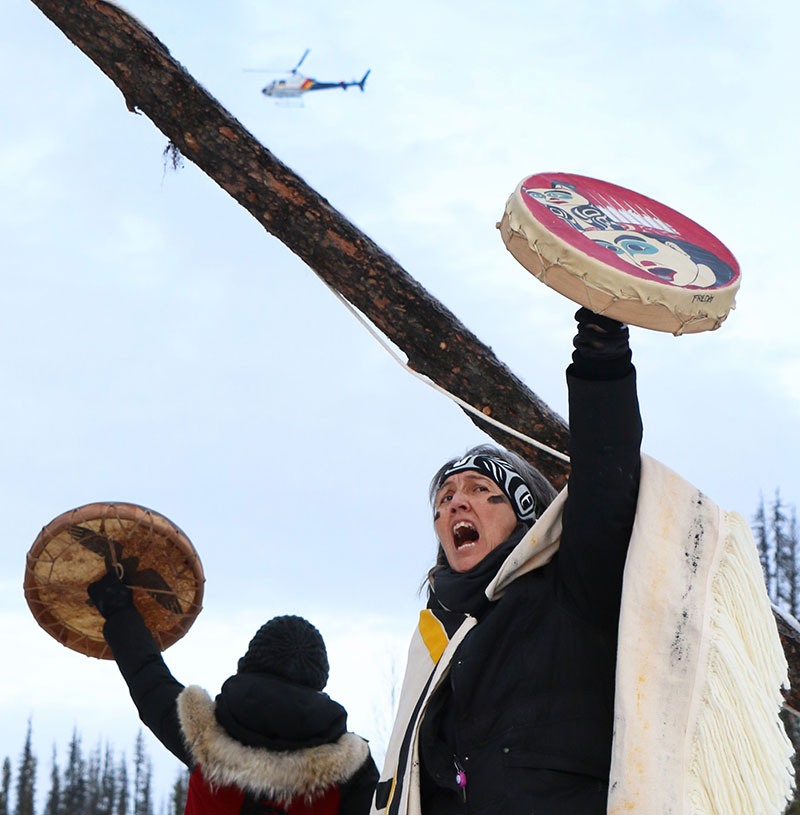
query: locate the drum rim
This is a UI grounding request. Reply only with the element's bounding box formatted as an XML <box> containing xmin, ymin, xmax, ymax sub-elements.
<box><xmin>24</xmin><ymin>502</ymin><xmax>205</xmax><ymax>659</ymax></box>
<box><xmin>500</xmin><ymin>174</ymin><xmax>741</xmax><ymax>335</ymax></box>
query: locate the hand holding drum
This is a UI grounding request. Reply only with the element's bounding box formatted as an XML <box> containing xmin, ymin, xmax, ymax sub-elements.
<box><xmin>24</xmin><ymin>502</ymin><xmax>204</xmax><ymax>658</ymax></box>
<box><xmin>498</xmin><ymin>172</ymin><xmax>740</xmax><ymax>335</ymax></box>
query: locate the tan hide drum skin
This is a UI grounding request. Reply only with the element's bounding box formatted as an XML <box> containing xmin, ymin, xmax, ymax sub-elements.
<box><xmin>498</xmin><ymin>172</ymin><xmax>740</xmax><ymax>335</ymax></box>
<box><xmin>24</xmin><ymin>502</ymin><xmax>204</xmax><ymax>659</ymax></box>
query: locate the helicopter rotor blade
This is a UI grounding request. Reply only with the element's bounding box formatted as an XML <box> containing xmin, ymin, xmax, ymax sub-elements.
<box><xmin>291</xmin><ymin>49</ymin><xmax>310</xmax><ymax>74</ymax></box>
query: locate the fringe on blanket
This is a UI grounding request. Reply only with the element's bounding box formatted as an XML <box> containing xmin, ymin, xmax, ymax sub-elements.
<box><xmin>687</xmin><ymin>511</ymin><xmax>795</xmax><ymax>815</ymax></box>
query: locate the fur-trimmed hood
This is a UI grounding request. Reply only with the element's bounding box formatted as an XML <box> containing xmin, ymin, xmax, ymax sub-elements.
<box><xmin>177</xmin><ymin>685</ymin><xmax>370</xmax><ymax>802</ymax></box>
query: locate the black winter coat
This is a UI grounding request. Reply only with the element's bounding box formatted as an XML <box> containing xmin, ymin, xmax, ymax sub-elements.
<box><xmin>102</xmin><ymin>608</ymin><xmax>378</xmax><ymax>815</ymax></box>
<box><xmin>417</xmin><ymin>361</ymin><xmax>643</xmax><ymax>815</ymax></box>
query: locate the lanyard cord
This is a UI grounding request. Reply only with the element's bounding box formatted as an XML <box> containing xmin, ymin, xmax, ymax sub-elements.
<box><xmin>320</xmin><ymin>282</ymin><xmax>571</xmax><ymax>464</ymax></box>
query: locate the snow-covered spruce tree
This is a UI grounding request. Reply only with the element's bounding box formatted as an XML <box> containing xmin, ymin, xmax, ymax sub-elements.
<box><xmin>0</xmin><ymin>757</ymin><xmax>10</xmax><ymax>815</ymax></box>
<box><xmin>97</xmin><ymin>743</ymin><xmax>117</xmax><ymax>815</ymax></box>
<box><xmin>116</xmin><ymin>755</ymin><xmax>129</xmax><ymax>815</ymax></box>
<box><xmin>132</xmin><ymin>732</ymin><xmax>152</xmax><ymax>815</ymax></box>
<box><xmin>13</xmin><ymin>720</ymin><xmax>35</xmax><ymax>815</ymax></box>
<box><xmin>85</xmin><ymin>743</ymin><xmax>104</xmax><ymax>815</ymax></box>
<box><xmin>43</xmin><ymin>746</ymin><xmax>61</xmax><ymax>815</ymax></box>
<box><xmin>169</xmin><ymin>768</ymin><xmax>189</xmax><ymax>815</ymax></box>
<box><xmin>61</xmin><ymin>729</ymin><xmax>86</xmax><ymax>815</ymax></box>
<box><xmin>791</xmin><ymin>508</ymin><xmax>799</xmax><ymax>618</ymax></box>
<box><xmin>773</xmin><ymin>490</ymin><xmax>797</xmax><ymax>616</ymax></box>
<box><xmin>754</xmin><ymin>493</ymin><xmax>774</xmax><ymax>598</ymax></box>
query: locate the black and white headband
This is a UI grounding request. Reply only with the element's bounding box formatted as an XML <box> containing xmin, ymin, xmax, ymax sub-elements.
<box><xmin>440</xmin><ymin>454</ymin><xmax>537</xmax><ymax>522</ymax></box>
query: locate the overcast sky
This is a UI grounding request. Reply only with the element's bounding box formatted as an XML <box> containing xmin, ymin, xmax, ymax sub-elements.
<box><xmin>1</xmin><ymin>0</ymin><xmax>798</xmax><ymax>808</ymax></box>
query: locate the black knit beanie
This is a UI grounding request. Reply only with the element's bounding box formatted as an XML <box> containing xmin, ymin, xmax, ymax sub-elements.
<box><xmin>237</xmin><ymin>615</ymin><xmax>330</xmax><ymax>691</ymax></box>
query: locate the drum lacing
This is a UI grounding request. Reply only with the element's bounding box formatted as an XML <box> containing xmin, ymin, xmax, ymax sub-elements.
<box><xmin>531</xmin><ymin>239</ymin><xmax>557</xmax><ymax>283</ymax></box>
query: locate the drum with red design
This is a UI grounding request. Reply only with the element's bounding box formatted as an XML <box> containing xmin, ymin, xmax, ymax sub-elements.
<box><xmin>498</xmin><ymin>172</ymin><xmax>740</xmax><ymax>335</ymax></box>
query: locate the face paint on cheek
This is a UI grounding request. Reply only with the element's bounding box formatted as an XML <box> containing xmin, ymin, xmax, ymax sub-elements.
<box><xmin>433</xmin><ymin>511</ymin><xmax>440</xmax><ymax>520</ymax></box>
<box><xmin>487</xmin><ymin>495</ymin><xmax>507</xmax><ymax>505</ymax></box>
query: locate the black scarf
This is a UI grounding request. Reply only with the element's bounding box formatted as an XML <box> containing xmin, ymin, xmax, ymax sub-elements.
<box><xmin>428</xmin><ymin>524</ymin><xmax>529</xmax><ymax>618</ymax></box>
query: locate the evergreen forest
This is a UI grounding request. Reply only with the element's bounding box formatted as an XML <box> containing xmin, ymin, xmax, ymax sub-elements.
<box><xmin>0</xmin><ymin>724</ymin><xmax>188</xmax><ymax>815</ymax></box>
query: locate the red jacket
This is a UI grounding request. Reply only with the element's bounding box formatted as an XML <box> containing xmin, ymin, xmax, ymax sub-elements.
<box><xmin>185</xmin><ymin>764</ymin><xmax>342</xmax><ymax>815</ymax></box>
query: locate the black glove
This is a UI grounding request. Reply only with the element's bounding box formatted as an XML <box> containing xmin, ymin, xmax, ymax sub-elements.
<box><xmin>569</xmin><ymin>307</ymin><xmax>633</xmax><ymax>380</ymax></box>
<box><xmin>88</xmin><ymin>570</ymin><xmax>134</xmax><ymax>620</ymax></box>
<box><xmin>572</xmin><ymin>306</ymin><xmax>630</xmax><ymax>360</ymax></box>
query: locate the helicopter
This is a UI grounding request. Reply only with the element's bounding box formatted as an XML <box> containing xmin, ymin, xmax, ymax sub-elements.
<box><xmin>251</xmin><ymin>50</ymin><xmax>370</xmax><ymax>99</ymax></box>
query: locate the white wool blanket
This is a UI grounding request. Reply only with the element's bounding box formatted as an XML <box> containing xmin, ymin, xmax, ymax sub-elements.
<box><xmin>607</xmin><ymin>455</ymin><xmax>794</xmax><ymax>814</ymax></box>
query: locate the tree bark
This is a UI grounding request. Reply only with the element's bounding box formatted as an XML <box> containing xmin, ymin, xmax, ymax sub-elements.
<box><xmin>26</xmin><ymin>0</ymin><xmax>800</xmax><ymax>701</ymax></box>
<box><xmin>27</xmin><ymin>0</ymin><xmax>570</xmax><ymax>489</ymax></box>
<box><xmin>775</xmin><ymin>611</ymin><xmax>800</xmax><ymax>711</ymax></box>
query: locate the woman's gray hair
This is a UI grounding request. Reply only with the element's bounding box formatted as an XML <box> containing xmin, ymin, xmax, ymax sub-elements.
<box><xmin>424</xmin><ymin>444</ymin><xmax>558</xmax><ymax>587</ymax></box>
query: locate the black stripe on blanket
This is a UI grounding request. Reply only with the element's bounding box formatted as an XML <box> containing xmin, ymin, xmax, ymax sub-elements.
<box><xmin>375</xmin><ymin>780</ymin><xmax>393</xmax><ymax>810</ymax></box>
<box><xmin>387</xmin><ymin>671</ymin><xmax>438</xmax><ymax>815</ymax></box>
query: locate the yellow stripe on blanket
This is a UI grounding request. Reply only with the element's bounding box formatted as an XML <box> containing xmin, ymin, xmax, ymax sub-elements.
<box><xmin>418</xmin><ymin>610</ymin><xmax>448</xmax><ymax>664</ymax></box>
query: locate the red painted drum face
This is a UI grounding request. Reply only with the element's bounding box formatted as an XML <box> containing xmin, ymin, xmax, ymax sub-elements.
<box><xmin>519</xmin><ymin>175</ymin><xmax>738</xmax><ymax>291</ymax></box>
<box><xmin>499</xmin><ymin>172</ymin><xmax>741</xmax><ymax>334</ymax></box>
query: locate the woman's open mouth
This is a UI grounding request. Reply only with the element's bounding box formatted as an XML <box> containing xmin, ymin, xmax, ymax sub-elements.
<box><xmin>452</xmin><ymin>521</ymin><xmax>479</xmax><ymax>548</ymax></box>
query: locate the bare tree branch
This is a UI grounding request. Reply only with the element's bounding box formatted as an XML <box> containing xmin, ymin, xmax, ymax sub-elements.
<box><xmin>27</xmin><ymin>0</ymin><xmax>570</xmax><ymax>488</ymax></box>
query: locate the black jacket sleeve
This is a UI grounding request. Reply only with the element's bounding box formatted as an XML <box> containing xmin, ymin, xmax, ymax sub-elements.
<box><xmin>338</xmin><ymin>752</ymin><xmax>380</xmax><ymax>815</ymax></box>
<box><xmin>102</xmin><ymin>605</ymin><xmax>193</xmax><ymax>767</ymax></box>
<box><xmin>557</xmin><ymin>335</ymin><xmax>643</xmax><ymax>625</ymax></box>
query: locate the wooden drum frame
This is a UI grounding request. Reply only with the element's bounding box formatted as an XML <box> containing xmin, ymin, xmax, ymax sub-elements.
<box><xmin>24</xmin><ymin>502</ymin><xmax>204</xmax><ymax>659</ymax></box>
